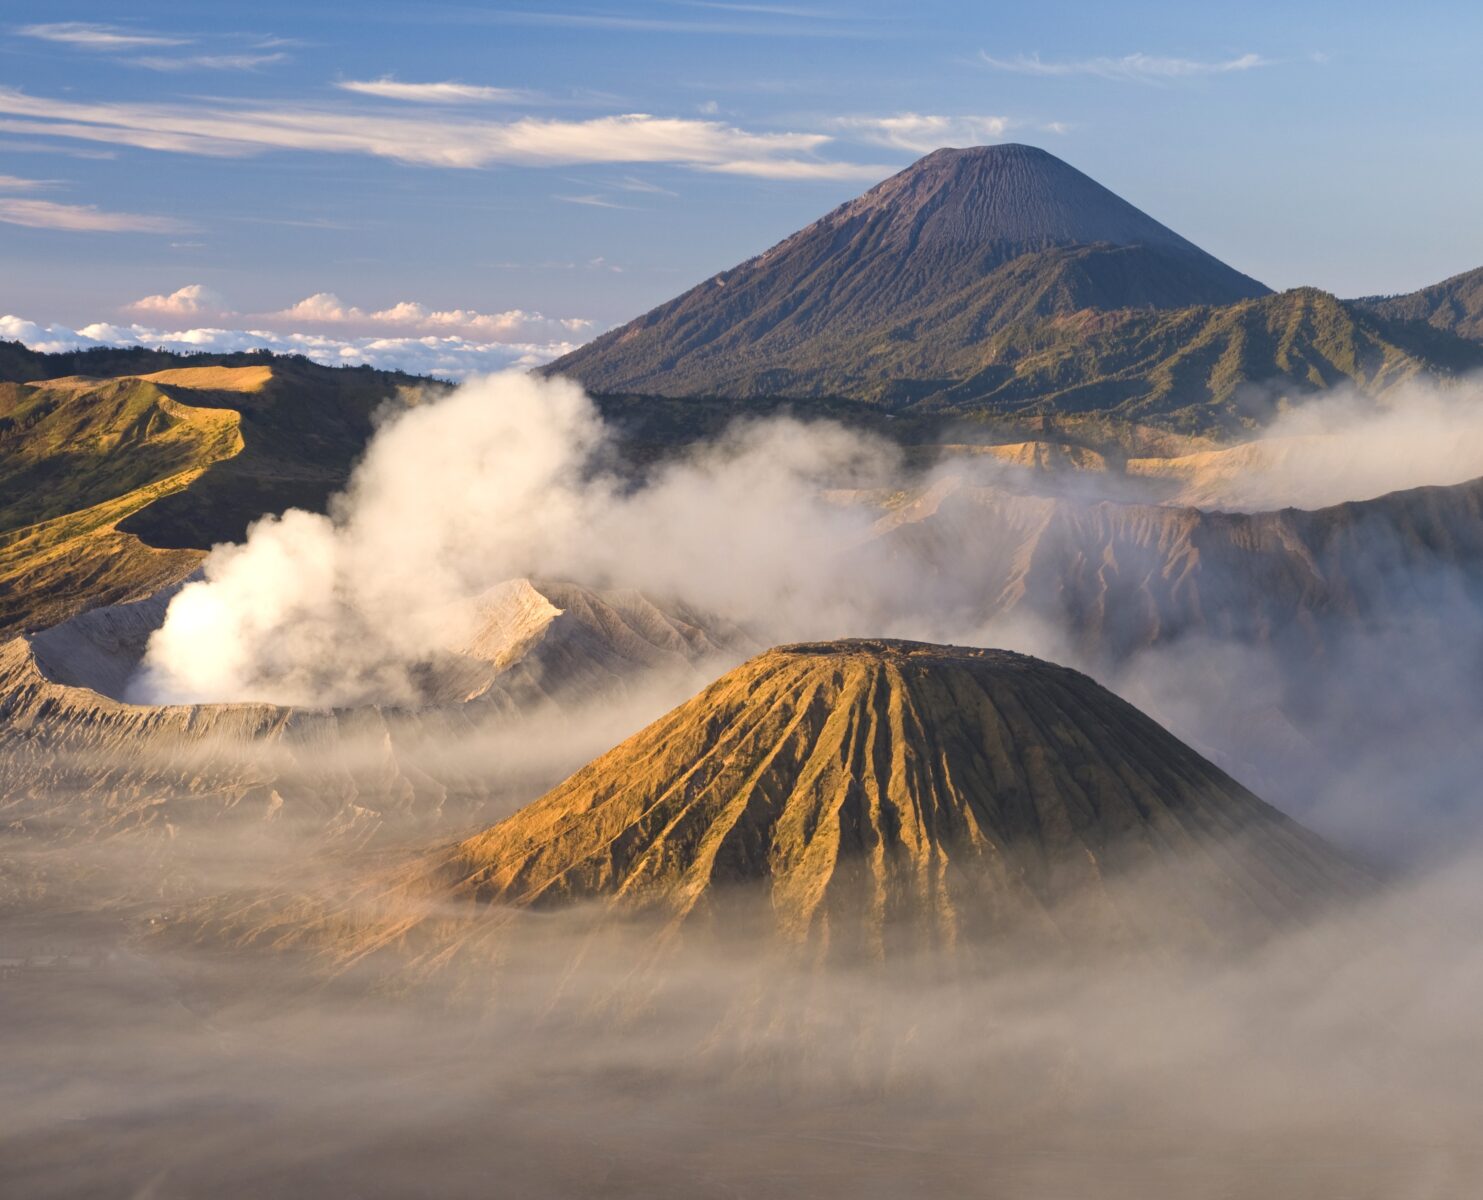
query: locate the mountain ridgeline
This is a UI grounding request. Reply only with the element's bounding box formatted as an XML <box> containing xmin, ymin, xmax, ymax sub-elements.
<box><xmin>1356</xmin><ymin>265</ymin><xmax>1483</xmax><ymax>343</ymax></box>
<box><xmin>0</xmin><ymin>354</ymin><xmax>429</xmax><ymax>636</ymax></box>
<box><xmin>546</xmin><ymin>144</ymin><xmax>1483</xmax><ymax>430</ymax></box>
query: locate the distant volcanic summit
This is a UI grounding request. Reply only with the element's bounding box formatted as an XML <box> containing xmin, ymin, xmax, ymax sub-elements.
<box><xmin>545</xmin><ymin>144</ymin><xmax>1271</xmax><ymax>405</ymax></box>
<box><xmin>446</xmin><ymin>640</ymin><xmax>1360</xmax><ymax>953</ymax></box>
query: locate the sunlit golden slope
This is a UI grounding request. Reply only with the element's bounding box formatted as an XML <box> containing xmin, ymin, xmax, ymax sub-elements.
<box><xmin>0</xmin><ymin>361</ymin><xmax>423</xmax><ymax>635</ymax></box>
<box><xmin>447</xmin><ymin>639</ymin><xmax>1362</xmax><ymax>955</ymax></box>
<box><xmin>0</xmin><ymin>374</ymin><xmax>246</xmax><ymax>633</ymax></box>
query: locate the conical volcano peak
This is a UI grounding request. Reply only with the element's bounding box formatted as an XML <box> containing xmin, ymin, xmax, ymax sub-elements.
<box><xmin>446</xmin><ymin>639</ymin><xmax>1362</xmax><ymax>952</ymax></box>
<box><xmin>544</xmin><ymin>143</ymin><xmax>1271</xmax><ymax>402</ymax></box>
<box><xmin>827</xmin><ymin>143</ymin><xmax>1202</xmax><ymax>256</ymax></box>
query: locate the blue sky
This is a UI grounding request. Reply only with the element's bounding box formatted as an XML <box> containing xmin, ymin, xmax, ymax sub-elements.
<box><xmin>1</xmin><ymin>1</ymin><xmax>1479</xmax><ymax>376</ymax></box>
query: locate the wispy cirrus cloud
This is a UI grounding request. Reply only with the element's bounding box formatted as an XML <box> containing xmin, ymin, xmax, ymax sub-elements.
<box><xmin>697</xmin><ymin>157</ymin><xmax>892</xmax><ymax>180</ymax></box>
<box><xmin>0</xmin><ymin>86</ymin><xmax>879</xmax><ymax>178</ymax></box>
<box><xmin>336</xmin><ymin>78</ymin><xmax>537</xmax><ymax>105</ymax></box>
<box><xmin>19</xmin><ymin>22</ymin><xmax>295</xmax><ymax>72</ymax></box>
<box><xmin>613</xmin><ymin>175</ymin><xmax>678</xmax><ymax>196</ymax></box>
<box><xmin>0</xmin><ymin>173</ymin><xmax>59</xmax><ymax>191</ymax></box>
<box><xmin>979</xmin><ymin>50</ymin><xmax>1270</xmax><ymax>82</ymax></box>
<box><xmin>0</xmin><ymin>137</ymin><xmax>116</xmax><ymax>161</ymax></box>
<box><xmin>0</xmin><ymin>197</ymin><xmax>187</xmax><ymax>233</ymax></box>
<box><xmin>129</xmin><ymin>52</ymin><xmax>288</xmax><ymax>72</ymax></box>
<box><xmin>17</xmin><ymin>22</ymin><xmax>189</xmax><ymax>49</ymax></box>
<box><xmin>830</xmin><ymin>113</ymin><xmax>1018</xmax><ymax>154</ymax></box>
<box><xmin>554</xmin><ymin>193</ymin><xmax>633</xmax><ymax>209</ymax></box>
<box><xmin>459</xmin><ymin>8</ymin><xmax>877</xmax><ymax>37</ymax></box>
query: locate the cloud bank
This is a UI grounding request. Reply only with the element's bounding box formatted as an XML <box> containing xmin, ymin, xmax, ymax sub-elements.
<box><xmin>268</xmin><ymin>292</ymin><xmax>591</xmax><ymax>342</ymax></box>
<box><xmin>4</xmin><ymin>283</ymin><xmax>596</xmax><ymax>378</ymax></box>
<box><xmin>0</xmin><ymin>314</ymin><xmax>576</xmax><ymax>379</ymax></box>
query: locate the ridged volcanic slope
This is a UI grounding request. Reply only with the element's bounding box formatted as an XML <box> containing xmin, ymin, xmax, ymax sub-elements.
<box><xmin>545</xmin><ymin>144</ymin><xmax>1271</xmax><ymax>403</ymax></box>
<box><xmin>450</xmin><ymin>640</ymin><xmax>1360</xmax><ymax>949</ymax></box>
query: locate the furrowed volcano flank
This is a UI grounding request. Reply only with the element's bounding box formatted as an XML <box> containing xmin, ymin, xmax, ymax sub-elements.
<box><xmin>449</xmin><ymin>640</ymin><xmax>1360</xmax><ymax>952</ymax></box>
<box><xmin>546</xmin><ymin>144</ymin><xmax>1271</xmax><ymax>404</ymax></box>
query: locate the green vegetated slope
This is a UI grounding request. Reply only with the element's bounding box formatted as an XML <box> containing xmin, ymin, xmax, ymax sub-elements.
<box><xmin>916</xmin><ymin>287</ymin><xmax>1483</xmax><ymax>433</ymax></box>
<box><xmin>574</xmin><ymin>286</ymin><xmax>1482</xmax><ymax>436</ymax></box>
<box><xmin>1355</xmin><ymin>265</ymin><xmax>1483</xmax><ymax>343</ymax></box>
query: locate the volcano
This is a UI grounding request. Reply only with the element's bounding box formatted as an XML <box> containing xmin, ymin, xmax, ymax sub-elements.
<box><xmin>545</xmin><ymin>144</ymin><xmax>1271</xmax><ymax>404</ymax></box>
<box><xmin>447</xmin><ymin>639</ymin><xmax>1362</xmax><ymax>952</ymax></box>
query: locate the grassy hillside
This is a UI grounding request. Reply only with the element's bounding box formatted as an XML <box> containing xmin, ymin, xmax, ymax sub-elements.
<box><xmin>580</xmin><ymin>288</ymin><xmax>1481</xmax><ymax>436</ymax></box>
<box><xmin>1355</xmin><ymin>265</ymin><xmax>1483</xmax><ymax>343</ymax></box>
<box><xmin>0</xmin><ymin>374</ymin><xmax>241</xmax><ymax>634</ymax></box>
<box><xmin>919</xmin><ymin>288</ymin><xmax>1483</xmax><ymax>433</ymax></box>
<box><xmin>551</xmin><ymin>277</ymin><xmax>1477</xmax><ymax>436</ymax></box>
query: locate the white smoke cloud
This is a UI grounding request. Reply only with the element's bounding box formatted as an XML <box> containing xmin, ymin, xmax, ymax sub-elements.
<box><xmin>1140</xmin><ymin>380</ymin><xmax>1483</xmax><ymax>511</ymax></box>
<box><xmin>133</xmin><ymin>370</ymin><xmax>1483</xmax><ymax>711</ymax></box>
<box><xmin>134</xmin><ymin>373</ymin><xmax>904</xmax><ymax>705</ymax></box>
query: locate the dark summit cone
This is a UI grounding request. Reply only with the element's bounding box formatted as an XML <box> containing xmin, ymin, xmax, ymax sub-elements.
<box><xmin>545</xmin><ymin>144</ymin><xmax>1270</xmax><ymax>402</ymax></box>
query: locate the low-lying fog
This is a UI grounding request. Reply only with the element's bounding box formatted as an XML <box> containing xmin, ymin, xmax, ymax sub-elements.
<box><xmin>8</xmin><ymin>371</ymin><xmax>1483</xmax><ymax>1197</ymax></box>
<box><xmin>7</xmin><ymin>836</ymin><xmax>1483</xmax><ymax>1198</ymax></box>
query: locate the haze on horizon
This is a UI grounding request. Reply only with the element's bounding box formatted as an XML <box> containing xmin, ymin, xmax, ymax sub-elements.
<box><xmin>2</xmin><ymin>0</ymin><xmax>1482</xmax><ymax>377</ymax></box>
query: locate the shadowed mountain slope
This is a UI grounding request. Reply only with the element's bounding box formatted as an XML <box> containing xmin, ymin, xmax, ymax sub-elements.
<box><xmin>912</xmin><ymin>287</ymin><xmax>1482</xmax><ymax>430</ymax></box>
<box><xmin>446</xmin><ymin>640</ymin><xmax>1362</xmax><ymax>953</ymax></box>
<box><xmin>1356</xmin><ymin>265</ymin><xmax>1483</xmax><ymax>343</ymax></box>
<box><xmin>546</xmin><ymin>145</ymin><xmax>1270</xmax><ymax>401</ymax></box>
<box><xmin>545</xmin><ymin>147</ymin><xmax>1482</xmax><ymax>427</ymax></box>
